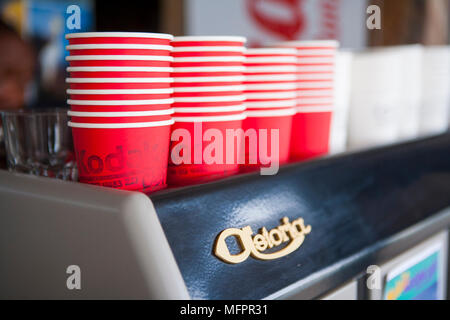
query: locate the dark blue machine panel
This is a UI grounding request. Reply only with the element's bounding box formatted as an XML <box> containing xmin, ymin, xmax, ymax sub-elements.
<box><xmin>151</xmin><ymin>134</ymin><xmax>450</xmax><ymax>299</ymax></box>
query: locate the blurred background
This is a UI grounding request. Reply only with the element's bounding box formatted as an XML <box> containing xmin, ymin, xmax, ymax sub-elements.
<box><xmin>0</xmin><ymin>0</ymin><xmax>448</xmax><ymax>111</ymax></box>
<box><xmin>0</xmin><ymin>0</ymin><xmax>449</xmax><ymax>168</ymax></box>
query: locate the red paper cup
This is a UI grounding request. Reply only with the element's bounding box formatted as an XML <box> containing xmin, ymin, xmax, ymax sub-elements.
<box><xmin>68</xmin><ymin>98</ymin><xmax>174</xmax><ymax>112</ymax></box>
<box><xmin>172</xmin><ymin>100</ymin><xmax>245</xmax><ymax>108</ymax></box>
<box><xmin>244</xmin><ymin>74</ymin><xmax>297</xmax><ymax>83</ymax></box>
<box><xmin>171</xmin><ymin>36</ymin><xmax>246</xmax><ymax>47</ymax></box>
<box><xmin>290</xmin><ymin>108</ymin><xmax>333</xmax><ymax>161</ymax></box>
<box><xmin>67</xmin><ymin>66</ymin><xmax>172</xmax><ymax>78</ymax></box>
<box><xmin>167</xmin><ymin>114</ymin><xmax>245</xmax><ymax>186</ymax></box>
<box><xmin>245</xmin><ymin>91</ymin><xmax>297</xmax><ymax>100</ymax></box>
<box><xmin>68</xmin><ymin>83</ymin><xmax>172</xmax><ymax>90</ymax></box>
<box><xmin>173</xmin><ymin>105</ymin><xmax>245</xmax><ymax>113</ymax></box>
<box><xmin>245</xmin><ymin>48</ymin><xmax>298</xmax><ymax>57</ymax></box>
<box><xmin>66</xmin><ymin>32</ymin><xmax>173</xmax><ymax>45</ymax></box>
<box><xmin>69</xmin><ymin>119</ymin><xmax>174</xmax><ymax>192</ymax></box>
<box><xmin>173</xmin><ymin>110</ymin><xmax>244</xmax><ymax>117</ymax></box>
<box><xmin>66</xmin><ymin>44</ymin><xmax>172</xmax><ymax>56</ymax></box>
<box><xmin>67</xmin><ymin>88</ymin><xmax>172</xmax><ymax>101</ymax></box>
<box><xmin>172</xmin><ymin>56</ymin><xmax>244</xmax><ymax>67</ymax></box>
<box><xmin>66</xmin><ymin>77</ymin><xmax>173</xmax><ymax>90</ymax></box>
<box><xmin>172</xmin><ymin>85</ymin><xmax>245</xmax><ymax>98</ymax></box>
<box><xmin>69</xmin><ymin>104</ymin><xmax>173</xmax><ymax>113</ymax></box>
<box><xmin>241</xmin><ymin>109</ymin><xmax>295</xmax><ymax>172</ymax></box>
<box><xmin>173</xmin><ymin>95</ymin><xmax>246</xmax><ymax>104</ymax></box>
<box><xmin>67</xmin><ymin>55</ymin><xmax>173</xmax><ymax>67</ymax></box>
<box><xmin>68</xmin><ymin>109</ymin><xmax>173</xmax><ymax>123</ymax></box>
<box><xmin>172</xmin><ymin>61</ymin><xmax>243</xmax><ymax>68</ymax></box>
<box><xmin>245</xmin><ymin>99</ymin><xmax>297</xmax><ymax>109</ymax></box>
<box><xmin>244</xmin><ymin>66</ymin><xmax>297</xmax><ymax>74</ymax></box>
<box><xmin>172</xmin><ymin>76</ymin><xmax>245</xmax><ymax>87</ymax></box>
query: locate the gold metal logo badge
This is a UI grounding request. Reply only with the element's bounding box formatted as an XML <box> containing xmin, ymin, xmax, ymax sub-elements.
<box><xmin>213</xmin><ymin>217</ymin><xmax>311</xmax><ymax>264</ymax></box>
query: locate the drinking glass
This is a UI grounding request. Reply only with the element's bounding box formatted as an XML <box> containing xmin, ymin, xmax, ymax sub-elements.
<box><xmin>1</xmin><ymin>109</ymin><xmax>77</xmax><ymax>180</ymax></box>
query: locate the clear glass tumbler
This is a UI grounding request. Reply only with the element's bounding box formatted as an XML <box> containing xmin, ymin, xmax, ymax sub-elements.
<box><xmin>1</xmin><ymin>109</ymin><xmax>77</xmax><ymax>180</ymax></box>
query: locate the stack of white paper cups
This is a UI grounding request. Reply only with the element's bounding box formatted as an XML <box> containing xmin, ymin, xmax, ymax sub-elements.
<box><xmin>348</xmin><ymin>48</ymin><xmax>403</xmax><ymax>149</ymax></box>
<box><xmin>419</xmin><ymin>46</ymin><xmax>450</xmax><ymax>136</ymax></box>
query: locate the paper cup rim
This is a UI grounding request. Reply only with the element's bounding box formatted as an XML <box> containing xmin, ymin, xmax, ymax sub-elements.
<box><xmin>245</xmin><ymin>108</ymin><xmax>296</xmax><ymax>117</ymax></box>
<box><xmin>173</xmin><ymin>105</ymin><xmax>246</xmax><ymax>113</ymax></box>
<box><xmin>244</xmin><ymin>66</ymin><xmax>297</xmax><ymax>72</ymax></box>
<box><xmin>68</xmin><ymin>109</ymin><xmax>174</xmax><ymax>117</ymax></box>
<box><xmin>66</xmin><ymin>32</ymin><xmax>173</xmax><ymax>40</ymax></box>
<box><xmin>174</xmin><ymin>95</ymin><xmax>246</xmax><ymax>102</ymax></box>
<box><xmin>67</xmin><ymin>88</ymin><xmax>173</xmax><ymax>94</ymax></box>
<box><xmin>172</xmin><ymin>76</ymin><xmax>245</xmax><ymax>82</ymax></box>
<box><xmin>245</xmin><ymin>57</ymin><xmax>298</xmax><ymax>63</ymax></box>
<box><xmin>277</xmin><ymin>40</ymin><xmax>339</xmax><ymax>48</ymax></box>
<box><xmin>244</xmin><ymin>83</ymin><xmax>297</xmax><ymax>90</ymax></box>
<box><xmin>68</xmin><ymin>98</ymin><xmax>174</xmax><ymax>105</ymax></box>
<box><xmin>245</xmin><ymin>92</ymin><xmax>297</xmax><ymax>99</ymax></box>
<box><xmin>244</xmin><ymin>74</ymin><xmax>297</xmax><ymax>81</ymax></box>
<box><xmin>171</xmin><ymin>66</ymin><xmax>245</xmax><ymax>72</ymax></box>
<box><xmin>245</xmin><ymin>48</ymin><xmax>298</xmax><ymax>55</ymax></box>
<box><xmin>173</xmin><ymin>114</ymin><xmax>246</xmax><ymax>122</ymax></box>
<box><xmin>66</xmin><ymin>55</ymin><xmax>174</xmax><ymax>61</ymax></box>
<box><xmin>296</xmin><ymin>106</ymin><xmax>334</xmax><ymax>113</ymax></box>
<box><xmin>173</xmin><ymin>56</ymin><xmax>245</xmax><ymax>62</ymax></box>
<box><xmin>66</xmin><ymin>44</ymin><xmax>173</xmax><ymax>50</ymax></box>
<box><xmin>173</xmin><ymin>85</ymin><xmax>245</xmax><ymax>92</ymax></box>
<box><xmin>68</xmin><ymin>119</ymin><xmax>174</xmax><ymax>128</ymax></box>
<box><xmin>66</xmin><ymin>77</ymin><xmax>174</xmax><ymax>83</ymax></box>
<box><xmin>245</xmin><ymin>99</ymin><xmax>297</xmax><ymax>108</ymax></box>
<box><xmin>172</xmin><ymin>36</ymin><xmax>246</xmax><ymax>43</ymax></box>
<box><xmin>172</xmin><ymin>46</ymin><xmax>245</xmax><ymax>52</ymax></box>
<box><xmin>67</xmin><ymin>66</ymin><xmax>173</xmax><ymax>72</ymax></box>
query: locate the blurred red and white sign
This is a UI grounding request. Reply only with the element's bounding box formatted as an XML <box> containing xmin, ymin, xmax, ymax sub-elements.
<box><xmin>186</xmin><ymin>0</ymin><xmax>368</xmax><ymax>48</ymax></box>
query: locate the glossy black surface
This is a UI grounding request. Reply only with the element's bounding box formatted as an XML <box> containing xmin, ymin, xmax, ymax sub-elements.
<box><xmin>151</xmin><ymin>133</ymin><xmax>450</xmax><ymax>299</ymax></box>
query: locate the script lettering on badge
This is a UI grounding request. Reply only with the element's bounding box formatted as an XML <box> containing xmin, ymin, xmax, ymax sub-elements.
<box><xmin>214</xmin><ymin>217</ymin><xmax>311</xmax><ymax>264</ymax></box>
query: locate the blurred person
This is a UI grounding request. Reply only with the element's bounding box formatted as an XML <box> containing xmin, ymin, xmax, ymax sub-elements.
<box><xmin>0</xmin><ymin>19</ymin><xmax>35</xmax><ymax>169</ymax></box>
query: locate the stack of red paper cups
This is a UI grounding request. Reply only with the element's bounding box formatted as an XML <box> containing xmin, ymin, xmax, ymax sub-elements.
<box><xmin>65</xmin><ymin>32</ymin><xmax>174</xmax><ymax>193</ymax></box>
<box><xmin>169</xmin><ymin>36</ymin><xmax>247</xmax><ymax>186</ymax></box>
<box><xmin>242</xmin><ymin>48</ymin><xmax>298</xmax><ymax>171</ymax></box>
<box><xmin>278</xmin><ymin>40</ymin><xmax>339</xmax><ymax>161</ymax></box>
